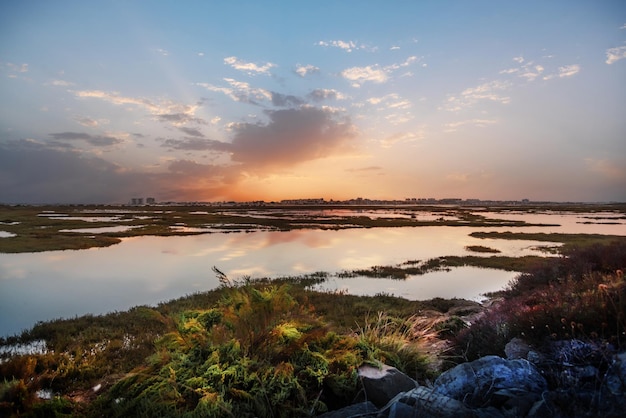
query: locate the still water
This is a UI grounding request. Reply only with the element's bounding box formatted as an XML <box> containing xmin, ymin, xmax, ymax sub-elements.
<box><xmin>1</xmin><ymin>210</ymin><xmax>624</xmax><ymax>337</ymax></box>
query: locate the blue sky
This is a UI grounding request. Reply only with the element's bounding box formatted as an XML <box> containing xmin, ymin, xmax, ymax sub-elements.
<box><xmin>1</xmin><ymin>1</ymin><xmax>625</xmax><ymax>203</ymax></box>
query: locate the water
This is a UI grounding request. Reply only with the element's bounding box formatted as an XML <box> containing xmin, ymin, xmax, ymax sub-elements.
<box><xmin>1</xmin><ymin>210</ymin><xmax>624</xmax><ymax>337</ymax></box>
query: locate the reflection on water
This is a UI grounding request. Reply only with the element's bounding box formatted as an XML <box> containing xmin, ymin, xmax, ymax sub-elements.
<box><xmin>311</xmin><ymin>267</ymin><xmax>520</xmax><ymax>302</ymax></box>
<box><xmin>1</xmin><ymin>210</ymin><xmax>625</xmax><ymax>337</ymax></box>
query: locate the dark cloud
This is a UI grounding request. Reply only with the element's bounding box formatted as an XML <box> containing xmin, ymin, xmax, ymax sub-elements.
<box><xmin>270</xmin><ymin>92</ymin><xmax>305</xmax><ymax>108</ymax></box>
<box><xmin>156</xmin><ymin>113</ymin><xmax>206</xmax><ymax>125</ymax></box>
<box><xmin>226</xmin><ymin>106</ymin><xmax>356</xmax><ymax>170</ymax></box>
<box><xmin>0</xmin><ymin>140</ymin><xmax>234</xmax><ymax>204</ymax></box>
<box><xmin>177</xmin><ymin>127</ymin><xmax>205</xmax><ymax>137</ymax></box>
<box><xmin>49</xmin><ymin>132</ymin><xmax>122</xmax><ymax>146</ymax></box>
<box><xmin>162</xmin><ymin>137</ymin><xmax>230</xmax><ymax>151</ymax></box>
<box><xmin>168</xmin><ymin>159</ymin><xmax>220</xmax><ymax>176</ymax></box>
<box><xmin>0</xmin><ymin>140</ymin><xmax>144</xmax><ymax>203</ymax></box>
<box><xmin>307</xmin><ymin>89</ymin><xmax>340</xmax><ymax>102</ymax></box>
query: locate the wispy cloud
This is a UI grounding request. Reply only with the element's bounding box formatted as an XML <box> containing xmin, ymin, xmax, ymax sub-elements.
<box><xmin>367</xmin><ymin>94</ymin><xmax>411</xmax><ymax>110</ymax></box>
<box><xmin>6</xmin><ymin>62</ymin><xmax>28</xmax><ymax>73</ymax></box>
<box><xmin>557</xmin><ymin>64</ymin><xmax>580</xmax><ymax>78</ymax></box>
<box><xmin>197</xmin><ymin>79</ymin><xmax>272</xmax><ymax>105</ymax></box>
<box><xmin>49</xmin><ymin>131</ymin><xmax>124</xmax><ymax>147</ymax></box>
<box><xmin>444</xmin><ymin>119</ymin><xmax>497</xmax><ymax>132</ymax></box>
<box><xmin>73</xmin><ymin>89</ymin><xmax>204</xmax><ymax>127</ymax></box>
<box><xmin>444</xmin><ymin>80</ymin><xmax>511</xmax><ymax>111</ymax></box>
<box><xmin>294</xmin><ymin>64</ymin><xmax>320</xmax><ymax>77</ymax></box>
<box><xmin>50</xmin><ymin>79</ymin><xmax>74</xmax><ymax>87</ymax></box>
<box><xmin>162</xmin><ymin>137</ymin><xmax>227</xmax><ymax>151</ymax></box>
<box><xmin>317</xmin><ymin>40</ymin><xmax>368</xmax><ymax>52</ymax></box>
<box><xmin>379</xmin><ymin>131</ymin><xmax>423</xmax><ymax>147</ymax></box>
<box><xmin>606</xmin><ymin>45</ymin><xmax>626</xmax><ymax>64</ymax></box>
<box><xmin>73</xmin><ymin>116</ymin><xmax>107</xmax><ymax>127</ymax></box>
<box><xmin>519</xmin><ymin>64</ymin><xmax>544</xmax><ymax>81</ymax></box>
<box><xmin>341</xmin><ymin>56</ymin><xmax>420</xmax><ymax>87</ymax></box>
<box><xmin>307</xmin><ymin>89</ymin><xmax>346</xmax><ymax>102</ymax></box>
<box><xmin>224</xmin><ymin>56</ymin><xmax>276</xmax><ymax>75</ymax></box>
<box><xmin>341</xmin><ymin>65</ymin><xmax>388</xmax><ymax>86</ymax></box>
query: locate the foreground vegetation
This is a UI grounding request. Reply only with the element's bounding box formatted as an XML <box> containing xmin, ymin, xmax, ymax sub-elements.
<box><xmin>1</xmin><ymin>237</ymin><xmax>625</xmax><ymax>416</ymax></box>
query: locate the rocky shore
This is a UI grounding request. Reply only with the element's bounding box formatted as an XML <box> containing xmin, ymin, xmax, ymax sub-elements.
<box><xmin>323</xmin><ymin>338</ymin><xmax>626</xmax><ymax>417</ymax></box>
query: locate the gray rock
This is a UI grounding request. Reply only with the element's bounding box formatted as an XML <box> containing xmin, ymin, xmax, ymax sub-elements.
<box><xmin>504</xmin><ymin>337</ymin><xmax>531</xmax><ymax>360</ymax></box>
<box><xmin>605</xmin><ymin>352</ymin><xmax>626</xmax><ymax>396</ymax></box>
<box><xmin>380</xmin><ymin>386</ymin><xmax>474</xmax><ymax>418</ymax></box>
<box><xmin>358</xmin><ymin>364</ymin><xmax>417</xmax><ymax>407</ymax></box>
<box><xmin>432</xmin><ymin>355</ymin><xmax>547</xmax><ymax>408</ymax></box>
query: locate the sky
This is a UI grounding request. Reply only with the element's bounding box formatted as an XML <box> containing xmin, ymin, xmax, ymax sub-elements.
<box><xmin>1</xmin><ymin>1</ymin><xmax>625</xmax><ymax>204</ymax></box>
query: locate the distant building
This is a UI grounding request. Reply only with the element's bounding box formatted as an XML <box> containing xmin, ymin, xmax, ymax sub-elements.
<box><xmin>130</xmin><ymin>198</ymin><xmax>144</xmax><ymax>205</ymax></box>
<box><xmin>146</xmin><ymin>197</ymin><xmax>156</xmax><ymax>205</ymax></box>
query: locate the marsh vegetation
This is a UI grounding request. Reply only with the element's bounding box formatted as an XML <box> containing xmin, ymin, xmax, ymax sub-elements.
<box><xmin>1</xmin><ymin>203</ymin><xmax>625</xmax><ymax>416</ymax></box>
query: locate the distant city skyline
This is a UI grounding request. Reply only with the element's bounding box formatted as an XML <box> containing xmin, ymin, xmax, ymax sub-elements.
<box><xmin>1</xmin><ymin>1</ymin><xmax>625</xmax><ymax>204</ymax></box>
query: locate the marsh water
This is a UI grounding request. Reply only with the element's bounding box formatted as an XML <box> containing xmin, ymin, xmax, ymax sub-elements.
<box><xmin>1</xmin><ymin>209</ymin><xmax>625</xmax><ymax>337</ymax></box>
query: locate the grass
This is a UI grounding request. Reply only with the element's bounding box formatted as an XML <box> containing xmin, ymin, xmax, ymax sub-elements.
<box><xmin>1</xmin><ymin>202</ymin><xmax>603</xmax><ymax>253</ymax></box>
<box><xmin>465</xmin><ymin>245</ymin><xmax>501</xmax><ymax>253</ymax></box>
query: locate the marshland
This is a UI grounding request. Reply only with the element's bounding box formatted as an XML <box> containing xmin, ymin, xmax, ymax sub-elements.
<box><xmin>1</xmin><ymin>202</ymin><xmax>626</xmax><ymax>416</ymax></box>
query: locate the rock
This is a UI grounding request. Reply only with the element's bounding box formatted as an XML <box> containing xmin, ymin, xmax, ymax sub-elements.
<box><xmin>504</xmin><ymin>337</ymin><xmax>531</xmax><ymax>360</ymax></box>
<box><xmin>358</xmin><ymin>364</ymin><xmax>417</xmax><ymax>407</ymax></box>
<box><xmin>380</xmin><ymin>386</ymin><xmax>474</xmax><ymax>418</ymax></box>
<box><xmin>317</xmin><ymin>401</ymin><xmax>378</xmax><ymax>418</ymax></box>
<box><xmin>605</xmin><ymin>352</ymin><xmax>626</xmax><ymax>396</ymax></box>
<box><xmin>432</xmin><ymin>355</ymin><xmax>547</xmax><ymax>408</ymax></box>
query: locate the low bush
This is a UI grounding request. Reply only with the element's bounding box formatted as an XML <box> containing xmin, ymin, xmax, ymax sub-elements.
<box><xmin>452</xmin><ymin>240</ymin><xmax>626</xmax><ymax>361</ymax></box>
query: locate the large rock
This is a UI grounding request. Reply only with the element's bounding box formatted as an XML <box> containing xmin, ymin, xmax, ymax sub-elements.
<box><xmin>357</xmin><ymin>364</ymin><xmax>417</xmax><ymax>407</ymax></box>
<box><xmin>432</xmin><ymin>355</ymin><xmax>547</xmax><ymax>408</ymax></box>
<box><xmin>504</xmin><ymin>337</ymin><xmax>531</xmax><ymax>360</ymax></box>
<box><xmin>380</xmin><ymin>386</ymin><xmax>474</xmax><ymax>418</ymax></box>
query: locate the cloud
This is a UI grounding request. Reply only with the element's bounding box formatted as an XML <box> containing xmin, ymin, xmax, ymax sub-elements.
<box><xmin>317</xmin><ymin>40</ymin><xmax>363</xmax><ymax>52</ymax></box>
<box><xmin>307</xmin><ymin>89</ymin><xmax>345</xmax><ymax>102</ymax></box>
<box><xmin>73</xmin><ymin>90</ymin><xmax>202</xmax><ymax>125</ymax></box>
<box><xmin>444</xmin><ymin>80</ymin><xmax>511</xmax><ymax>111</ymax></box>
<box><xmin>162</xmin><ymin>137</ymin><xmax>228</xmax><ymax>151</ymax></box>
<box><xmin>0</xmin><ymin>140</ymin><xmax>142</xmax><ymax>204</ymax></box>
<box><xmin>6</xmin><ymin>63</ymin><xmax>28</xmax><ymax>73</ymax></box>
<box><xmin>606</xmin><ymin>45</ymin><xmax>626</xmax><ymax>64</ymax></box>
<box><xmin>177</xmin><ymin>127</ymin><xmax>205</xmax><ymax>137</ymax></box>
<box><xmin>341</xmin><ymin>56</ymin><xmax>420</xmax><ymax>87</ymax></box>
<box><xmin>197</xmin><ymin>79</ymin><xmax>271</xmax><ymax>105</ymax></box>
<box><xmin>155</xmin><ymin>48</ymin><xmax>169</xmax><ymax>56</ymax></box>
<box><xmin>51</xmin><ymin>79</ymin><xmax>74</xmax><ymax>86</ymax></box>
<box><xmin>49</xmin><ymin>131</ymin><xmax>123</xmax><ymax>146</ymax></box>
<box><xmin>341</xmin><ymin>65</ymin><xmax>388</xmax><ymax>86</ymax></box>
<box><xmin>519</xmin><ymin>64</ymin><xmax>544</xmax><ymax>81</ymax></box>
<box><xmin>444</xmin><ymin>119</ymin><xmax>497</xmax><ymax>132</ymax></box>
<box><xmin>73</xmin><ymin>116</ymin><xmax>101</xmax><ymax>127</ymax></box>
<box><xmin>271</xmin><ymin>92</ymin><xmax>305</xmax><ymax>108</ymax></box>
<box><xmin>224</xmin><ymin>56</ymin><xmax>276</xmax><ymax>75</ymax></box>
<box><xmin>224</xmin><ymin>106</ymin><xmax>357</xmax><ymax>170</ymax></box>
<box><xmin>0</xmin><ymin>139</ymin><xmax>234</xmax><ymax>204</ymax></box>
<box><xmin>558</xmin><ymin>64</ymin><xmax>580</xmax><ymax>77</ymax></box>
<box><xmin>380</xmin><ymin>131</ymin><xmax>423</xmax><ymax>147</ymax></box>
<box><xmin>295</xmin><ymin>64</ymin><xmax>320</xmax><ymax>77</ymax></box>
